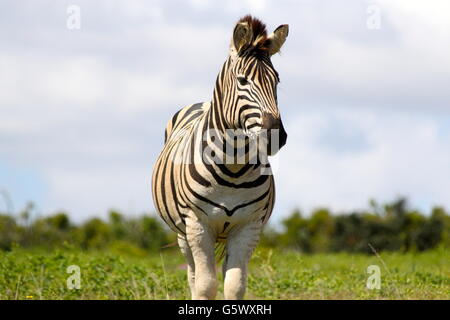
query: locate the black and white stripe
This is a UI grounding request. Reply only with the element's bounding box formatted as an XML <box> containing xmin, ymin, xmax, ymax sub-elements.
<box><xmin>152</xmin><ymin>15</ymin><xmax>287</xmax><ymax>251</ymax></box>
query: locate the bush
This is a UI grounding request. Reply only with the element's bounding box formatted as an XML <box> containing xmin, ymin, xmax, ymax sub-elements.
<box><xmin>0</xmin><ymin>198</ymin><xmax>448</xmax><ymax>254</ymax></box>
<box><xmin>263</xmin><ymin>198</ymin><xmax>449</xmax><ymax>254</ymax></box>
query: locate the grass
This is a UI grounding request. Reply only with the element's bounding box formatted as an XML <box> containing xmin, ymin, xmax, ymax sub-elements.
<box><xmin>0</xmin><ymin>246</ymin><xmax>449</xmax><ymax>300</ymax></box>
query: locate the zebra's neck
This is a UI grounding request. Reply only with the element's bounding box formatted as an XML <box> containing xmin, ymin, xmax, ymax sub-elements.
<box><xmin>200</xmin><ymin>59</ymin><xmax>265</xmax><ymax>175</ymax></box>
<box><xmin>208</xmin><ymin>58</ymin><xmax>232</xmax><ymax>133</ymax></box>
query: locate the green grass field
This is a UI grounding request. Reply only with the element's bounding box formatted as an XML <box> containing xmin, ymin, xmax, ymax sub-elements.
<box><xmin>0</xmin><ymin>246</ymin><xmax>449</xmax><ymax>300</ymax></box>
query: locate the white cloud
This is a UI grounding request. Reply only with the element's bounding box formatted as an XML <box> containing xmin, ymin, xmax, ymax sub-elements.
<box><xmin>42</xmin><ymin>165</ymin><xmax>153</xmax><ymax>220</ymax></box>
<box><xmin>1</xmin><ymin>1</ymin><xmax>449</xmax><ymax>221</ymax></box>
<box><xmin>273</xmin><ymin>108</ymin><xmax>450</xmax><ymax>220</ymax></box>
<box><xmin>0</xmin><ymin>50</ymin><xmax>213</xmax><ymax>107</ymax></box>
<box><xmin>381</xmin><ymin>0</ymin><xmax>450</xmax><ymax>34</ymax></box>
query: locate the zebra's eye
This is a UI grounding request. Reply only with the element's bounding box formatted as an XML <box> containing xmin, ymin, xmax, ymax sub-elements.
<box><xmin>237</xmin><ymin>76</ymin><xmax>248</xmax><ymax>86</ymax></box>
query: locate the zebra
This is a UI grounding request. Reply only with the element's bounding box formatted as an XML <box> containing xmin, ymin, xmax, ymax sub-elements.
<box><xmin>152</xmin><ymin>15</ymin><xmax>288</xmax><ymax>300</ymax></box>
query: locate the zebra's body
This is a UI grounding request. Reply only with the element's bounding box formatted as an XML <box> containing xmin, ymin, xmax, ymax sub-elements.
<box><xmin>155</xmin><ymin>100</ymin><xmax>275</xmax><ymax>239</ymax></box>
<box><xmin>152</xmin><ymin>15</ymin><xmax>288</xmax><ymax>300</ymax></box>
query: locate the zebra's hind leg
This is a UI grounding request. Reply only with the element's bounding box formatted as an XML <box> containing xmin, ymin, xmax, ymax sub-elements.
<box><xmin>223</xmin><ymin>221</ymin><xmax>262</xmax><ymax>300</ymax></box>
<box><xmin>186</xmin><ymin>219</ymin><xmax>217</xmax><ymax>300</ymax></box>
<box><xmin>177</xmin><ymin>235</ymin><xmax>196</xmax><ymax>299</ymax></box>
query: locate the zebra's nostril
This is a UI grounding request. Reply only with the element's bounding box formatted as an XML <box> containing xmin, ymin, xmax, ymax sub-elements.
<box><xmin>262</xmin><ymin>113</ymin><xmax>281</xmax><ymax>130</ymax></box>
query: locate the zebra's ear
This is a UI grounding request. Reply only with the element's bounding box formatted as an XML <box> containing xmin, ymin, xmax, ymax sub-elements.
<box><xmin>268</xmin><ymin>24</ymin><xmax>289</xmax><ymax>55</ymax></box>
<box><xmin>231</xmin><ymin>21</ymin><xmax>252</xmax><ymax>55</ymax></box>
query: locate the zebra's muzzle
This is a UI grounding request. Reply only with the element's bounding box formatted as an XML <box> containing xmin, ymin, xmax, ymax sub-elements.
<box><xmin>262</xmin><ymin>113</ymin><xmax>287</xmax><ymax>155</ymax></box>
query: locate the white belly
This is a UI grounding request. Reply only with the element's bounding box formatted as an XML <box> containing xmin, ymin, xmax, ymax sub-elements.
<box><xmin>192</xmin><ymin>183</ymin><xmax>271</xmax><ymax>237</ymax></box>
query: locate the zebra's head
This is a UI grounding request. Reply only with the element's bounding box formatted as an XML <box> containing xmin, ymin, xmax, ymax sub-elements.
<box><xmin>224</xmin><ymin>15</ymin><xmax>289</xmax><ymax>156</ymax></box>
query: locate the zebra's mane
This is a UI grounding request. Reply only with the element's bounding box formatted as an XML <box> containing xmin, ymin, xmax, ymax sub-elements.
<box><xmin>237</xmin><ymin>15</ymin><xmax>272</xmax><ymax>57</ymax></box>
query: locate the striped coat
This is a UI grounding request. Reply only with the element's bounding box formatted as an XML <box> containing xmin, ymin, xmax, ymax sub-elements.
<box><xmin>152</xmin><ymin>15</ymin><xmax>288</xmax><ymax>300</ymax></box>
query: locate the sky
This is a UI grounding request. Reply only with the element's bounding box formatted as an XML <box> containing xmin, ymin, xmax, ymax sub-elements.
<box><xmin>1</xmin><ymin>0</ymin><xmax>449</xmax><ymax>224</ymax></box>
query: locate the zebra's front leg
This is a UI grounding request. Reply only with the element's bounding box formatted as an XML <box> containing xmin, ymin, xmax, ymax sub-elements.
<box><xmin>186</xmin><ymin>219</ymin><xmax>217</xmax><ymax>300</ymax></box>
<box><xmin>223</xmin><ymin>220</ymin><xmax>262</xmax><ymax>300</ymax></box>
<box><xmin>177</xmin><ymin>235</ymin><xmax>196</xmax><ymax>299</ymax></box>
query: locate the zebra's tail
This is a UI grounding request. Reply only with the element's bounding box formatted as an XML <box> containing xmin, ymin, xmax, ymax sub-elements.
<box><xmin>215</xmin><ymin>239</ymin><xmax>227</xmax><ymax>263</ymax></box>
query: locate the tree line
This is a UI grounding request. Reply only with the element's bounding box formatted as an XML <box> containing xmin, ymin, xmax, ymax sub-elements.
<box><xmin>0</xmin><ymin>198</ymin><xmax>449</xmax><ymax>254</ymax></box>
<box><xmin>260</xmin><ymin>198</ymin><xmax>450</xmax><ymax>253</ymax></box>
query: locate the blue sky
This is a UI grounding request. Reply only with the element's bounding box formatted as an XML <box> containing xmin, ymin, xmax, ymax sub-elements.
<box><xmin>1</xmin><ymin>0</ymin><xmax>449</xmax><ymax>223</ymax></box>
